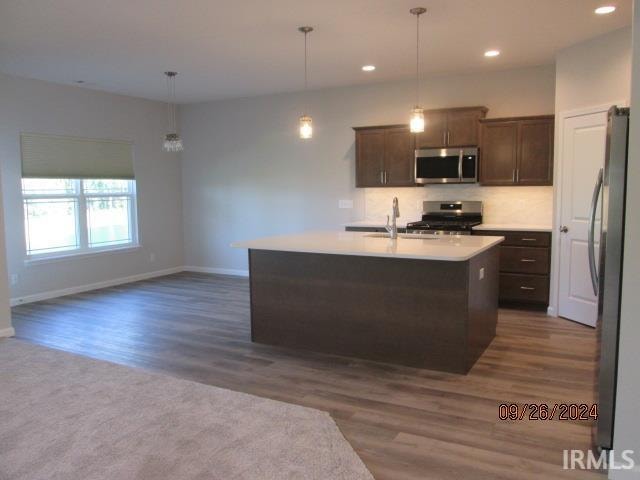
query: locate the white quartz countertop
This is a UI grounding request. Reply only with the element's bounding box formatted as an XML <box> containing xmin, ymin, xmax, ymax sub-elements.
<box><xmin>472</xmin><ymin>224</ymin><xmax>552</xmax><ymax>232</ymax></box>
<box><xmin>232</xmin><ymin>231</ymin><xmax>504</xmax><ymax>262</ymax></box>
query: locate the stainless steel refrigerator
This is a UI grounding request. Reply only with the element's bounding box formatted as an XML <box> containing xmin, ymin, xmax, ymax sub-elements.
<box><xmin>589</xmin><ymin>106</ymin><xmax>629</xmax><ymax>450</ymax></box>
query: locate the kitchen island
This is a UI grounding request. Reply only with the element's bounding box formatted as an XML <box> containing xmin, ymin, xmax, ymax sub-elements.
<box><xmin>232</xmin><ymin>231</ymin><xmax>503</xmax><ymax>373</ymax></box>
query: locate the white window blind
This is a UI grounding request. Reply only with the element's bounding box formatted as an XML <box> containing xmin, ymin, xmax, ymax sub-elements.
<box><xmin>21</xmin><ymin>133</ymin><xmax>134</xmax><ymax>179</ymax></box>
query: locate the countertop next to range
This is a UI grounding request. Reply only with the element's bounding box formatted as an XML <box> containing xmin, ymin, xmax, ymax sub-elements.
<box><xmin>345</xmin><ymin>220</ymin><xmax>552</xmax><ymax>232</ymax></box>
<box><xmin>232</xmin><ymin>231</ymin><xmax>504</xmax><ymax>262</ymax></box>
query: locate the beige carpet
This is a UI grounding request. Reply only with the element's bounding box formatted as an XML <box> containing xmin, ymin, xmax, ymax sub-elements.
<box><xmin>0</xmin><ymin>339</ymin><xmax>373</xmax><ymax>480</ymax></box>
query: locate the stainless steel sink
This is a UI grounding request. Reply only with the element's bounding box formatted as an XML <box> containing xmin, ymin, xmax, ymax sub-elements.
<box><xmin>364</xmin><ymin>233</ymin><xmax>439</xmax><ymax>240</ymax></box>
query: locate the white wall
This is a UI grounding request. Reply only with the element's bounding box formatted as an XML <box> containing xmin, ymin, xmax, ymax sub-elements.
<box><xmin>611</xmin><ymin>3</ymin><xmax>640</xmax><ymax>478</ymax></box>
<box><xmin>555</xmin><ymin>27</ymin><xmax>632</xmax><ymax>113</ymax></box>
<box><xmin>0</xmin><ymin>176</ymin><xmax>13</xmax><ymax>337</ymax></box>
<box><xmin>549</xmin><ymin>28</ymin><xmax>632</xmax><ymax>316</ymax></box>
<box><xmin>0</xmin><ymin>73</ymin><xmax>184</xmax><ymax>301</ymax></box>
<box><xmin>181</xmin><ymin>64</ymin><xmax>556</xmax><ymax>272</ymax></box>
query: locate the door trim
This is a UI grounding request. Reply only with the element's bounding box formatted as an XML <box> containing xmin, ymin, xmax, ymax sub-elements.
<box><xmin>548</xmin><ymin>101</ymin><xmax>627</xmax><ymax>318</ymax></box>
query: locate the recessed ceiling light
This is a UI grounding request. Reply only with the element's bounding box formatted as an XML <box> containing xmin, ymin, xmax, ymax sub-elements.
<box><xmin>484</xmin><ymin>50</ymin><xmax>500</xmax><ymax>57</ymax></box>
<box><xmin>595</xmin><ymin>5</ymin><xmax>616</xmax><ymax>14</ymax></box>
<box><xmin>362</xmin><ymin>65</ymin><xmax>376</xmax><ymax>72</ymax></box>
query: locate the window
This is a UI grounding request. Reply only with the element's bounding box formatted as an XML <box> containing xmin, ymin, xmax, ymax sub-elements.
<box><xmin>22</xmin><ymin>178</ymin><xmax>138</xmax><ymax>258</ymax></box>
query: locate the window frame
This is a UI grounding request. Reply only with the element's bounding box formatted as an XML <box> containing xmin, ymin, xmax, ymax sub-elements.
<box><xmin>22</xmin><ymin>178</ymin><xmax>139</xmax><ymax>261</ymax></box>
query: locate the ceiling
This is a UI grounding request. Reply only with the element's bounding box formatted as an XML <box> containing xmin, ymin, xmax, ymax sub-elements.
<box><xmin>0</xmin><ymin>0</ymin><xmax>632</xmax><ymax>103</ymax></box>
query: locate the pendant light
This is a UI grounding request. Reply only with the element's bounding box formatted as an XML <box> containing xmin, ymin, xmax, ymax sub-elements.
<box><xmin>409</xmin><ymin>7</ymin><xmax>426</xmax><ymax>133</ymax></box>
<box><xmin>298</xmin><ymin>26</ymin><xmax>314</xmax><ymax>139</ymax></box>
<box><xmin>163</xmin><ymin>71</ymin><xmax>183</xmax><ymax>152</ymax></box>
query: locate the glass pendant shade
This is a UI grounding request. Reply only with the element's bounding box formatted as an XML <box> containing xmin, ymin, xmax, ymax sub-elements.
<box><xmin>299</xmin><ymin>115</ymin><xmax>313</xmax><ymax>139</ymax></box>
<box><xmin>410</xmin><ymin>107</ymin><xmax>425</xmax><ymax>133</ymax></box>
<box><xmin>163</xmin><ymin>71</ymin><xmax>183</xmax><ymax>152</ymax></box>
<box><xmin>164</xmin><ymin>133</ymin><xmax>184</xmax><ymax>152</ymax></box>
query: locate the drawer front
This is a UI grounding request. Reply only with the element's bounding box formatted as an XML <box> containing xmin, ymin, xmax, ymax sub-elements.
<box><xmin>500</xmin><ymin>273</ymin><xmax>549</xmax><ymax>304</ymax></box>
<box><xmin>500</xmin><ymin>246</ymin><xmax>550</xmax><ymax>275</ymax></box>
<box><xmin>477</xmin><ymin>230</ymin><xmax>550</xmax><ymax>247</ymax></box>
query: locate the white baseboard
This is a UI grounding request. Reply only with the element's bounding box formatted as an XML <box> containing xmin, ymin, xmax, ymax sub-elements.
<box><xmin>9</xmin><ymin>266</ymin><xmax>183</xmax><ymax>307</ymax></box>
<box><xmin>0</xmin><ymin>327</ymin><xmax>15</xmax><ymax>338</ymax></box>
<box><xmin>9</xmin><ymin>265</ymin><xmax>249</xmax><ymax>307</ymax></box>
<box><xmin>183</xmin><ymin>266</ymin><xmax>249</xmax><ymax>277</ymax></box>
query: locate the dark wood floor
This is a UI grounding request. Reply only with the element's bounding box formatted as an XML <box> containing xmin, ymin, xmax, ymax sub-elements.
<box><xmin>10</xmin><ymin>272</ymin><xmax>604</xmax><ymax>479</ymax></box>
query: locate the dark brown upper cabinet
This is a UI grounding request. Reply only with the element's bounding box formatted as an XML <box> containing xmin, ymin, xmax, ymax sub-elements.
<box><xmin>354</xmin><ymin>125</ymin><xmax>415</xmax><ymax>187</ymax></box>
<box><xmin>416</xmin><ymin>107</ymin><xmax>488</xmax><ymax>148</ymax></box>
<box><xmin>479</xmin><ymin>115</ymin><xmax>554</xmax><ymax>186</ymax></box>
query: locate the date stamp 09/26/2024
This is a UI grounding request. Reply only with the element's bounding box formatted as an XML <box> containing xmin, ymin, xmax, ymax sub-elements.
<box><xmin>498</xmin><ymin>403</ymin><xmax>598</xmax><ymax>422</ymax></box>
<box><xmin>499</xmin><ymin>403</ymin><xmax>637</xmax><ymax>472</ymax></box>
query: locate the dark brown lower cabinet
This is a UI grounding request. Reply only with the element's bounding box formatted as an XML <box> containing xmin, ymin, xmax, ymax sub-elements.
<box><xmin>473</xmin><ymin>230</ymin><xmax>551</xmax><ymax>307</ymax></box>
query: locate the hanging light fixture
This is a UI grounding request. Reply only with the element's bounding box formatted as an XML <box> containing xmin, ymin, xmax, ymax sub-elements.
<box><xmin>409</xmin><ymin>7</ymin><xmax>426</xmax><ymax>133</ymax></box>
<box><xmin>298</xmin><ymin>26</ymin><xmax>314</xmax><ymax>139</ymax></box>
<box><xmin>163</xmin><ymin>71</ymin><xmax>183</xmax><ymax>152</ymax></box>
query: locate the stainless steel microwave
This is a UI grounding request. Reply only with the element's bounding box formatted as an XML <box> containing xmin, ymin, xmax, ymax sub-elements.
<box><xmin>415</xmin><ymin>147</ymin><xmax>478</xmax><ymax>184</ymax></box>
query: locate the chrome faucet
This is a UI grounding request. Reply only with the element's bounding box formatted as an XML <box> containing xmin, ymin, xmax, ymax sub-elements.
<box><xmin>385</xmin><ymin>197</ymin><xmax>400</xmax><ymax>239</ymax></box>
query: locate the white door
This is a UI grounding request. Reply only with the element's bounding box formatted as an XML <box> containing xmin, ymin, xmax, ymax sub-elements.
<box><xmin>558</xmin><ymin>111</ymin><xmax>608</xmax><ymax>326</ymax></box>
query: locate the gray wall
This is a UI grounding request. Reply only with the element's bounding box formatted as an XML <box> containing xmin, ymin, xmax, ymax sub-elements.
<box><xmin>0</xmin><ymin>176</ymin><xmax>12</xmax><ymax>336</ymax></box>
<box><xmin>612</xmin><ymin>3</ymin><xmax>640</xmax><ymax>478</ymax></box>
<box><xmin>555</xmin><ymin>27</ymin><xmax>632</xmax><ymax>113</ymax></box>
<box><xmin>0</xmin><ymin>73</ymin><xmax>184</xmax><ymax>300</ymax></box>
<box><xmin>180</xmin><ymin>64</ymin><xmax>556</xmax><ymax>272</ymax></box>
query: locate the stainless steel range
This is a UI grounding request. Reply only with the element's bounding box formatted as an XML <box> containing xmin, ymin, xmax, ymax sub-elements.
<box><xmin>406</xmin><ymin>201</ymin><xmax>482</xmax><ymax>236</ymax></box>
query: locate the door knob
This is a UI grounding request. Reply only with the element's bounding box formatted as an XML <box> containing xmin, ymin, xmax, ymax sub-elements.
<box><xmin>560</xmin><ymin>226</ymin><xmax>569</xmax><ymax>233</ymax></box>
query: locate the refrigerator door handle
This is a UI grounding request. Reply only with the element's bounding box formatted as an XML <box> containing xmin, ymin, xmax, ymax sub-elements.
<box><xmin>588</xmin><ymin>167</ymin><xmax>604</xmax><ymax>296</ymax></box>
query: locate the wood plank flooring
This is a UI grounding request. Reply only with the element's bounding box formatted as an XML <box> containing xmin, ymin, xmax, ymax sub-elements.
<box><xmin>9</xmin><ymin>272</ymin><xmax>604</xmax><ymax>479</ymax></box>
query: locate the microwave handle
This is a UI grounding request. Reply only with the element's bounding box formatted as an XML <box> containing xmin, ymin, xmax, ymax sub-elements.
<box><xmin>458</xmin><ymin>150</ymin><xmax>463</xmax><ymax>180</ymax></box>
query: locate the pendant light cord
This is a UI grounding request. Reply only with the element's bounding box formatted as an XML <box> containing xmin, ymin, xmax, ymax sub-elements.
<box><xmin>304</xmin><ymin>31</ymin><xmax>308</xmax><ymax>92</ymax></box>
<box><xmin>415</xmin><ymin>13</ymin><xmax>420</xmax><ymax>106</ymax></box>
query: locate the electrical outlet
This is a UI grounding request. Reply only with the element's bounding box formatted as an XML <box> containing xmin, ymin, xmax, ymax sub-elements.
<box><xmin>479</xmin><ymin>267</ymin><xmax>485</xmax><ymax>280</ymax></box>
<box><xmin>338</xmin><ymin>199</ymin><xmax>353</xmax><ymax>209</ymax></box>
<box><xmin>149</xmin><ymin>253</ymin><xmax>156</xmax><ymax>263</ymax></box>
<box><xmin>10</xmin><ymin>274</ymin><xmax>18</xmax><ymax>286</ymax></box>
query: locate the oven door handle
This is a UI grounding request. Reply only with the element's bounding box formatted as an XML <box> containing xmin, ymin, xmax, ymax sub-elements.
<box><xmin>458</xmin><ymin>150</ymin><xmax>463</xmax><ymax>181</ymax></box>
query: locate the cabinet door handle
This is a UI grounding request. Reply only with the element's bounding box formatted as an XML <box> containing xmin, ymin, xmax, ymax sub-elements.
<box><xmin>380</xmin><ymin>171</ymin><xmax>384</xmax><ymax>184</ymax></box>
<box><xmin>520</xmin><ymin>258</ymin><xmax>537</xmax><ymax>263</ymax></box>
<box><xmin>516</xmin><ymin>168</ymin><xmax>520</xmax><ymax>182</ymax></box>
<box><xmin>512</xmin><ymin>169</ymin><xmax>516</xmax><ymax>183</ymax></box>
<box><xmin>520</xmin><ymin>286</ymin><xmax>536</xmax><ymax>291</ymax></box>
<box><xmin>447</xmin><ymin>131</ymin><xmax>451</xmax><ymax>145</ymax></box>
<box><xmin>443</xmin><ymin>131</ymin><xmax>447</xmax><ymax>146</ymax></box>
<box><xmin>521</xmin><ymin>238</ymin><xmax>537</xmax><ymax>242</ymax></box>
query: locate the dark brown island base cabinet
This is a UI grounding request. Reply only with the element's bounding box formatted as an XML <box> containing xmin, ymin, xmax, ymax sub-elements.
<box><xmin>473</xmin><ymin>230</ymin><xmax>551</xmax><ymax>307</ymax></box>
<box><xmin>479</xmin><ymin>115</ymin><xmax>554</xmax><ymax>186</ymax></box>
<box><xmin>353</xmin><ymin>106</ymin><xmax>488</xmax><ymax>188</ymax></box>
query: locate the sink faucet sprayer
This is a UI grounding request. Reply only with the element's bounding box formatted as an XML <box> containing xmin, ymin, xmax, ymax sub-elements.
<box><xmin>385</xmin><ymin>197</ymin><xmax>400</xmax><ymax>239</ymax></box>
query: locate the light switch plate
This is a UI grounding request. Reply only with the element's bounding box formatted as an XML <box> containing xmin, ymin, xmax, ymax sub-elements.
<box><xmin>10</xmin><ymin>274</ymin><xmax>18</xmax><ymax>286</ymax></box>
<box><xmin>479</xmin><ymin>267</ymin><xmax>485</xmax><ymax>280</ymax></box>
<box><xmin>338</xmin><ymin>199</ymin><xmax>353</xmax><ymax>209</ymax></box>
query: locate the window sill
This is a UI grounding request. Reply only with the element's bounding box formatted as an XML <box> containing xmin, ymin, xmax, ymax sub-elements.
<box><xmin>24</xmin><ymin>244</ymin><xmax>142</xmax><ymax>266</ymax></box>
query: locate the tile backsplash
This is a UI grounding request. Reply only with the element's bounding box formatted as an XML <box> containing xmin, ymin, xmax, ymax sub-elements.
<box><xmin>364</xmin><ymin>185</ymin><xmax>554</xmax><ymax>225</ymax></box>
